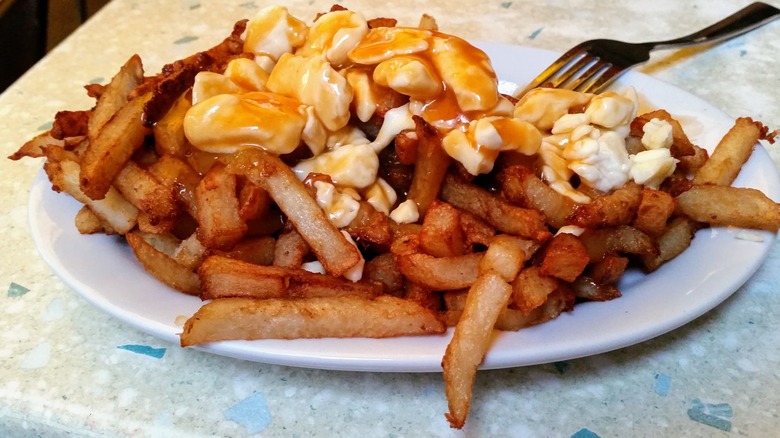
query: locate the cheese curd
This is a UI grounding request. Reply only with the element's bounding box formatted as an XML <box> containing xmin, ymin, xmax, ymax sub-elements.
<box><xmin>293</xmin><ymin>143</ymin><xmax>379</xmax><ymax>189</ymax></box>
<box><xmin>389</xmin><ymin>199</ymin><xmax>420</xmax><ymax>224</ymax></box>
<box><xmin>518</xmin><ymin>87</ymin><xmax>676</xmax><ymax>201</ymax></box>
<box><xmin>313</xmin><ymin>181</ymin><xmax>361</xmax><ymax>229</ymax></box>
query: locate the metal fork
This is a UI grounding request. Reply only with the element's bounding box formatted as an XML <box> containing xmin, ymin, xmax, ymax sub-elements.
<box><xmin>520</xmin><ymin>2</ymin><xmax>780</xmax><ymax>96</ymax></box>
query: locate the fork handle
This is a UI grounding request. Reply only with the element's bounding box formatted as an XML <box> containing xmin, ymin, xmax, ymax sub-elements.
<box><xmin>651</xmin><ymin>2</ymin><xmax>780</xmax><ymax>50</ymax></box>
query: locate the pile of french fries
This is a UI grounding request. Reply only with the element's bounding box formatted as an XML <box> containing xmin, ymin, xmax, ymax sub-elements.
<box><xmin>9</xmin><ymin>6</ymin><xmax>779</xmax><ymax>429</ymax></box>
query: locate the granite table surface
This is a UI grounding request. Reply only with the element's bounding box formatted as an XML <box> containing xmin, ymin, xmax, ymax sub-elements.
<box><xmin>1</xmin><ymin>0</ymin><xmax>779</xmax><ymax>436</ymax></box>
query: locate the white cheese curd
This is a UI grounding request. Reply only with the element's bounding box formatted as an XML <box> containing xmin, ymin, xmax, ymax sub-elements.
<box><xmin>389</xmin><ymin>199</ymin><xmax>420</xmax><ymax>224</ymax></box>
<box><xmin>364</xmin><ymin>178</ymin><xmax>397</xmax><ymax>215</ymax></box>
<box><xmin>243</xmin><ymin>6</ymin><xmax>308</xmax><ymax>62</ymax></box>
<box><xmin>629</xmin><ymin>148</ymin><xmax>678</xmax><ymax>189</ymax></box>
<box><xmin>301</xmin><ymin>260</ymin><xmax>326</xmax><ymax>274</ymax></box>
<box><xmin>340</xmin><ymin>231</ymin><xmax>365</xmax><ymax>282</ymax></box>
<box><xmin>564</xmin><ymin>130</ymin><xmax>632</xmax><ymax>193</ymax></box>
<box><xmin>294</xmin><ymin>143</ymin><xmax>379</xmax><ymax>189</ymax></box>
<box><xmin>441</xmin><ymin>128</ymin><xmax>497</xmax><ymax>175</ymax></box>
<box><xmin>556</xmin><ymin>225</ymin><xmax>585</xmax><ymax>236</ymax></box>
<box><xmin>368</xmin><ymin>103</ymin><xmax>416</xmax><ymax>153</ymax></box>
<box><xmin>313</xmin><ymin>181</ymin><xmax>361</xmax><ymax>229</ymax></box>
<box><xmin>641</xmin><ymin>118</ymin><xmax>674</xmax><ymax>150</ymax></box>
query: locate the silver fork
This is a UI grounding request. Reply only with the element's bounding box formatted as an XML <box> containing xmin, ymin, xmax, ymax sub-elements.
<box><xmin>519</xmin><ymin>2</ymin><xmax>780</xmax><ymax>96</ymax></box>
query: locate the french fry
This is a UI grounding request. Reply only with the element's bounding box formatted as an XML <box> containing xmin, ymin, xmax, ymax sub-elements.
<box><xmin>273</xmin><ymin>229</ymin><xmax>309</xmax><ymax>268</ymax></box>
<box><xmin>199</xmin><ymin>255</ymin><xmax>381</xmax><ymax>300</ymax></box>
<box><xmin>194</xmin><ymin>163</ymin><xmax>247</xmax><ymax>250</ymax></box>
<box><xmin>440</xmin><ymin>173</ymin><xmax>551</xmax><ymax>242</ymax></box>
<box><xmin>539</xmin><ymin>233</ymin><xmax>589</xmax><ymax>282</ymax></box>
<box><xmin>566</xmin><ymin>182</ymin><xmax>643</xmax><ymax>228</ymax></box>
<box><xmin>226</xmin><ymin>148</ymin><xmax>361</xmax><ymax>277</ymax></box>
<box><xmin>74</xmin><ymin>206</ymin><xmax>115</xmax><ymax>235</ymax></box>
<box><xmin>579</xmin><ymin>225</ymin><xmax>658</xmax><ymax>261</ymax></box>
<box><xmin>498</xmin><ymin>165</ymin><xmax>578</xmax><ymax>229</ymax></box>
<box><xmin>80</xmin><ymin>92</ymin><xmax>153</xmax><ymax>200</ymax></box>
<box><xmin>8</xmin><ymin>131</ymin><xmax>64</xmax><ymax>160</ymax></box>
<box><xmin>693</xmin><ymin>117</ymin><xmax>765</xmax><ymax>186</ymax></box>
<box><xmin>407</xmin><ymin>116</ymin><xmax>451</xmax><ymax>215</ymax></box>
<box><xmin>210</xmin><ymin>236</ymin><xmax>276</xmax><ymax>266</ymax></box>
<box><xmin>676</xmin><ymin>185</ymin><xmax>780</xmax><ymax>231</ymax></box>
<box><xmin>511</xmin><ymin>266</ymin><xmax>558</xmax><ymax>315</ymax></box>
<box><xmin>420</xmin><ymin>200</ymin><xmax>466</xmax><ymax>257</ymax></box>
<box><xmin>46</xmin><ymin>160</ymin><xmax>138</xmax><ymax>234</ymax></box>
<box><xmin>641</xmin><ymin>217</ymin><xmax>699</xmax><ymax>272</ymax></box>
<box><xmin>443</xmin><ymin>272</ymin><xmax>512</xmax><ymax>429</ymax></box>
<box><xmin>114</xmin><ymin>161</ymin><xmax>178</xmax><ymax>225</ymax></box>
<box><xmin>126</xmin><ymin>231</ymin><xmax>200</xmax><ymax>295</ymax></box>
<box><xmin>87</xmin><ymin>54</ymin><xmax>145</xmax><ymax>143</ymax></box>
<box><xmin>395</xmin><ymin>251</ymin><xmax>483</xmax><ymax>290</ymax></box>
<box><xmin>180</xmin><ymin>295</ymin><xmax>446</xmax><ymax>346</ymax></box>
<box><xmin>153</xmin><ymin>91</ymin><xmax>192</xmax><ymax>157</ymax></box>
<box><xmin>364</xmin><ymin>253</ymin><xmax>405</xmax><ymax>295</ymax></box>
<box><xmin>632</xmin><ymin>188</ymin><xmax>676</xmax><ymax>237</ymax></box>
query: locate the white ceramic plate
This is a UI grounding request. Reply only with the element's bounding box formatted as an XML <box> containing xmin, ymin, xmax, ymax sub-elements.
<box><xmin>29</xmin><ymin>42</ymin><xmax>780</xmax><ymax>372</ymax></box>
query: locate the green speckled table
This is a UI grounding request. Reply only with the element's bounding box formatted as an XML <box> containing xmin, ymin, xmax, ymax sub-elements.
<box><xmin>1</xmin><ymin>1</ymin><xmax>779</xmax><ymax>436</ymax></box>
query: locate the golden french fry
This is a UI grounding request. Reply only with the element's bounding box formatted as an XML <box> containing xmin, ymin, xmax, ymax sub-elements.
<box><xmin>395</xmin><ymin>252</ymin><xmax>483</xmax><ymax>290</ymax></box>
<box><xmin>180</xmin><ymin>295</ymin><xmax>446</xmax><ymax>346</ymax></box>
<box><xmin>199</xmin><ymin>255</ymin><xmax>381</xmax><ymax>300</ymax></box>
<box><xmin>74</xmin><ymin>206</ymin><xmax>115</xmax><ymax>235</ymax></box>
<box><xmin>46</xmin><ymin>160</ymin><xmax>138</xmax><ymax>234</ymax></box>
<box><xmin>441</xmin><ymin>173</ymin><xmax>551</xmax><ymax>242</ymax></box>
<box><xmin>226</xmin><ymin>148</ymin><xmax>361</xmax><ymax>277</ymax></box>
<box><xmin>194</xmin><ymin>163</ymin><xmax>248</xmax><ymax>250</ymax></box>
<box><xmin>443</xmin><ymin>272</ymin><xmax>512</xmax><ymax>429</ymax></box>
<box><xmin>632</xmin><ymin>188</ymin><xmax>676</xmax><ymax>237</ymax></box>
<box><xmin>407</xmin><ymin>116</ymin><xmax>451</xmax><ymax>215</ymax></box>
<box><xmin>676</xmin><ymin>185</ymin><xmax>780</xmax><ymax>231</ymax></box>
<box><xmin>273</xmin><ymin>229</ymin><xmax>309</xmax><ymax>268</ymax></box>
<box><xmin>539</xmin><ymin>233</ymin><xmax>589</xmax><ymax>282</ymax></box>
<box><xmin>126</xmin><ymin>231</ymin><xmax>200</xmax><ymax>295</ymax></box>
<box><xmin>498</xmin><ymin>164</ymin><xmax>578</xmax><ymax>229</ymax></box>
<box><xmin>88</xmin><ymin>54</ymin><xmax>145</xmax><ymax>143</ymax></box>
<box><xmin>566</xmin><ymin>182</ymin><xmax>643</xmax><ymax>228</ymax></box>
<box><xmin>693</xmin><ymin>117</ymin><xmax>764</xmax><ymax>186</ymax></box>
<box><xmin>80</xmin><ymin>92</ymin><xmax>153</xmax><ymax>200</ymax></box>
<box><xmin>641</xmin><ymin>217</ymin><xmax>699</xmax><ymax>272</ymax></box>
<box><xmin>8</xmin><ymin>130</ymin><xmax>65</xmax><ymax>160</ymax></box>
<box><xmin>420</xmin><ymin>201</ymin><xmax>466</xmax><ymax>257</ymax></box>
<box><xmin>114</xmin><ymin>161</ymin><xmax>178</xmax><ymax>224</ymax></box>
<box><xmin>153</xmin><ymin>91</ymin><xmax>192</xmax><ymax>157</ymax></box>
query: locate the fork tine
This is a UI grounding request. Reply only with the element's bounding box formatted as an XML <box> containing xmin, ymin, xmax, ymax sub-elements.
<box><xmin>564</xmin><ymin>59</ymin><xmax>608</xmax><ymax>91</ymax></box>
<box><xmin>517</xmin><ymin>46</ymin><xmax>588</xmax><ymax>96</ymax></box>
<box><xmin>578</xmin><ymin>64</ymin><xmax>625</xmax><ymax>94</ymax></box>
<box><xmin>547</xmin><ymin>55</ymin><xmax>595</xmax><ymax>88</ymax></box>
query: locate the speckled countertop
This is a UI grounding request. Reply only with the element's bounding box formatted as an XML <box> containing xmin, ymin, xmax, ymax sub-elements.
<box><xmin>1</xmin><ymin>1</ymin><xmax>779</xmax><ymax>437</ymax></box>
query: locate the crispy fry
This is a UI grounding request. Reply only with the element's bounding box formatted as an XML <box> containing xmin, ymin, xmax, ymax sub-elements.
<box><xmin>46</xmin><ymin>160</ymin><xmax>138</xmax><ymax>234</ymax></box>
<box><xmin>87</xmin><ymin>54</ymin><xmax>145</xmax><ymax>143</ymax></box>
<box><xmin>181</xmin><ymin>295</ymin><xmax>445</xmax><ymax>346</ymax></box>
<box><xmin>8</xmin><ymin>131</ymin><xmax>64</xmax><ymax>160</ymax></box>
<box><xmin>641</xmin><ymin>217</ymin><xmax>699</xmax><ymax>272</ymax></box>
<box><xmin>579</xmin><ymin>225</ymin><xmax>658</xmax><ymax>261</ymax></box>
<box><xmin>273</xmin><ymin>229</ymin><xmax>310</xmax><ymax>268</ymax></box>
<box><xmin>126</xmin><ymin>231</ymin><xmax>200</xmax><ymax>295</ymax></box>
<box><xmin>441</xmin><ymin>173</ymin><xmax>551</xmax><ymax>242</ymax></box>
<box><xmin>153</xmin><ymin>91</ymin><xmax>192</xmax><ymax>157</ymax></box>
<box><xmin>498</xmin><ymin>164</ymin><xmax>578</xmax><ymax>229</ymax></box>
<box><xmin>676</xmin><ymin>185</ymin><xmax>780</xmax><ymax>231</ymax></box>
<box><xmin>194</xmin><ymin>163</ymin><xmax>247</xmax><ymax>250</ymax></box>
<box><xmin>693</xmin><ymin>117</ymin><xmax>764</xmax><ymax>186</ymax></box>
<box><xmin>631</xmin><ymin>109</ymin><xmax>696</xmax><ymax>157</ymax></box>
<box><xmin>539</xmin><ymin>233</ymin><xmax>589</xmax><ymax>282</ymax></box>
<box><xmin>407</xmin><ymin>116</ymin><xmax>451</xmax><ymax>215</ymax></box>
<box><xmin>199</xmin><ymin>255</ymin><xmax>381</xmax><ymax>300</ymax></box>
<box><xmin>114</xmin><ymin>161</ymin><xmax>178</xmax><ymax>225</ymax></box>
<box><xmin>80</xmin><ymin>92</ymin><xmax>153</xmax><ymax>200</ymax></box>
<box><xmin>226</xmin><ymin>148</ymin><xmax>361</xmax><ymax>276</ymax></box>
<box><xmin>420</xmin><ymin>201</ymin><xmax>466</xmax><ymax>257</ymax></box>
<box><xmin>443</xmin><ymin>272</ymin><xmax>512</xmax><ymax>429</ymax></box>
<box><xmin>632</xmin><ymin>188</ymin><xmax>676</xmax><ymax>237</ymax></box>
<box><xmin>566</xmin><ymin>182</ymin><xmax>642</xmax><ymax>228</ymax></box>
